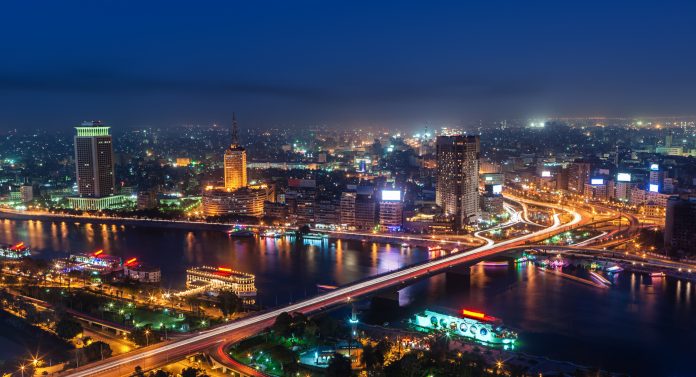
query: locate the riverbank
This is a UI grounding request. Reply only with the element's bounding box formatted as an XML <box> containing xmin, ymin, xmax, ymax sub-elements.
<box><xmin>0</xmin><ymin>208</ymin><xmax>234</xmax><ymax>232</ymax></box>
<box><xmin>0</xmin><ymin>208</ymin><xmax>476</xmax><ymax>248</ymax></box>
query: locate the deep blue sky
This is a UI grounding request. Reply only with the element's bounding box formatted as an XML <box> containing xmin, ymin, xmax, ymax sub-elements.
<box><xmin>1</xmin><ymin>1</ymin><xmax>695</xmax><ymax>130</ymax></box>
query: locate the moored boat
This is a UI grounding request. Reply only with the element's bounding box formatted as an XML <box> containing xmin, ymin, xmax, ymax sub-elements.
<box><xmin>412</xmin><ymin>308</ymin><xmax>518</xmax><ymax>346</ymax></box>
<box><xmin>0</xmin><ymin>242</ymin><xmax>31</xmax><ymax>259</ymax></box>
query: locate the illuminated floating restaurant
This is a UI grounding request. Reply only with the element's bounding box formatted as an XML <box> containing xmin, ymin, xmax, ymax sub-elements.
<box><xmin>0</xmin><ymin>242</ymin><xmax>31</xmax><ymax>259</ymax></box>
<box><xmin>54</xmin><ymin>249</ymin><xmax>122</xmax><ymax>273</ymax></box>
<box><xmin>412</xmin><ymin>309</ymin><xmax>518</xmax><ymax>347</ymax></box>
<box><xmin>184</xmin><ymin>266</ymin><xmax>257</xmax><ymax>297</ymax></box>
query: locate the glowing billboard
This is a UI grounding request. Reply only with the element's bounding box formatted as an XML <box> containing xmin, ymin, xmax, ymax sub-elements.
<box><xmin>492</xmin><ymin>184</ymin><xmax>503</xmax><ymax>194</ymax></box>
<box><xmin>650</xmin><ymin>164</ymin><xmax>659</xmax><ymax>171</ymax></box>
<box><xmin>617</xmin><ymin>173</ymin><xmax>631</xmax><ymax>182</ymax></box>
<box><xmin>541</xmin><ymin>170</ymin><xmax>551</xmax><ymax>177</ymax></box>
<box><xmin>381</xmin><ymin>190</ymin><xmax>401</xmax><ymax>201</ymax></box>
<box><xmin>590</xmin><ymin>178</ymin><xmax>604</xmax><ymax>185</ymax></box>
<box><xmin>649</xmin><ymin>184</ymin><xmax>659</xmax><ymax>193</ymax></box>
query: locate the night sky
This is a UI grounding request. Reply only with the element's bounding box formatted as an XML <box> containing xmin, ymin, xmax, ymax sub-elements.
<box><xmin>1</xmin><ymin>1</ymin><xmax>695</xmax><ymax>130</ymax></box>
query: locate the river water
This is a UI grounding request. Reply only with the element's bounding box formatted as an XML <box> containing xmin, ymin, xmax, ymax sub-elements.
<box><xmin>0</xmin><ymin>218</ymin><xmax>694</xmax><ymax>376</ymax></box>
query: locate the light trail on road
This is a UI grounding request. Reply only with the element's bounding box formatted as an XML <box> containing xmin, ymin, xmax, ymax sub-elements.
<box><xmin>64</xmin><ymin>196</ymin><xmax>583</xmax><ymax>377</ymax></box>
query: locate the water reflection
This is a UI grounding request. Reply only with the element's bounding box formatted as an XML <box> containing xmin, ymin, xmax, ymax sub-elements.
<box><xmin>399</xmin><ymin>262</ymin><xmax>696</xmax><ymax>377</ymax></box>
<box><xmin>3</xmin><ymin>218</ymin><xmax>696</xmax><ymax>375</ymax></box>
<box><xmin>0</xmin><ymin>218</ymin><xmax>430</xmax><ymax>306</ymax></box>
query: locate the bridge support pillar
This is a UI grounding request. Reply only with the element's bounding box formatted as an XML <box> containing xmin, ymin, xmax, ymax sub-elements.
<box><xmin>446</xmin><ymin>265</ymin><xmax>471</xmax><ymax>276</ymax></box>
<box><xmin>370</xmin><ymin>291</ymin><xmax>399</xmax><ymax>313</ymax></box>
<box><xmin>445</xmin><ymin>265</ymin><xmax>471</xmax><ymax>290</ymax></box>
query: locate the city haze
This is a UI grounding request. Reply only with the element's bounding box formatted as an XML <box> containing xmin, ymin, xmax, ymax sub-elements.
<box><xmin>2</xmin><ymin>1</ymin><xmax>696</xmax><ymax>129</ymax></box>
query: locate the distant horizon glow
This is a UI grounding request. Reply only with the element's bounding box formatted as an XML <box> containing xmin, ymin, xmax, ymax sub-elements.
<box><xmin>1</xmin><ymin>2</ymin><xmax>696</xmax><ymax>129</ymax></box>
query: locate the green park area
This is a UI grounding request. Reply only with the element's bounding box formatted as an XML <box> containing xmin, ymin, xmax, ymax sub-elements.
<box><xmin>15</xmin><ymin>285</ymin><xmax>213</xmax><ymax>348</ymax></box>
<box><xmin>228</xmin><ymin>312</ymin><xmax>353</xmax><ymax>377</ymax></box>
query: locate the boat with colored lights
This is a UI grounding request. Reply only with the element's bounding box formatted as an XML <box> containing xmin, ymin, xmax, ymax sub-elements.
<box><xmin>182</xmin><ymin>266</ymin><xmax>257</xmax><ymax>299</ymax></box>
<box><xmin>54</xmin><ymin>249</ymin><xmax>122</xmax><ymax>273</ymax></box>
<box><xmin>227</xmin><ymin>229</ymin><xmax>255</xmax><ymax>237</ymax></box>
<box><xmin>261</xmin><ymin>229</ymin><xmax>283</xmax><ymax>238</ymax></box>
<box><xmin>0</xmin><ymin>242</ymin><xmax>31</xmax><ymax>259</ymax></box>
<box><xmin>302</xmin><ymin>233</ymin><xmax>329</xmax><ymax>240</ymax></box>
<box><xmin>412</xmin><ymin>309</ymin><xmax>518</xmax><ymax>347</ymax></box>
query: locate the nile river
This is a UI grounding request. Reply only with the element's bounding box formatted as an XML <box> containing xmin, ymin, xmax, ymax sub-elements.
<box><xmin>1</xmin><ymin>218</ymin><xmax>695</xmax><ymax>376</ymax></box>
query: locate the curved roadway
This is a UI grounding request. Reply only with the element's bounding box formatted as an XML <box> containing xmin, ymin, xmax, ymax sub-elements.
<box><xmin>63</xmin><ymin>196</ymin><xmax>584</xmax><ymax>377</ymax></box>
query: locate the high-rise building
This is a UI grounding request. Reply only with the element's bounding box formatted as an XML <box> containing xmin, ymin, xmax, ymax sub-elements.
<box><xmin>284</xmin><ymin>179</ymin><xmax>317</xmax><ymax>224</ymax></box>
<box><xmin>315</xmin><ymin>197</ymin><xmax>340</xmax><ymax>225</ymax></box>
<box><xmin>69</xmin><ymin>121</ymin><xmax>124</xmax><ymax>210</ymax></box>
<box><xmin>19</xmin><ymin>185</ymin><xmax>33</xmax><ymax>203</ymax></box>
<box><xmin>202</xmin><ymin>115</ymin><xmax>268</xmax><ymax>218</ymax></box>
<box><xmin>354</xmin><ymin>193</ymin><xmax>376</xmax><ymax>230</ymax></box>
<box><xmin>615</xmin><ymin>181</ymin><xmax>633</xmax><ymax>202</ymax></box>
<box><xmin>664</xmin><ymin>196</ymin><xmax>696</xmax><ymax>255</ymax></box>
<box><xmin>202</xmin><ymin>187</ymin><xmax>267</xmax><ymax>217</ymax></box>
<box><xmin>435</xmin><ymin>135</ymin><xmax>480</xmax><ymax>229</ymax></box>
<box><xmin>556</xmin><ymin>167</ymin><xmax>569</xmax><ymax>191</ymax></box>
<box><xmin>568</xmin><ymin>160</ymin><xmax>592</xmax><ymax>194</ymax></box>
<box><xmin>648</xmin><ymin>163</ymin><xmax>664</xmax><ymax>193</ymax></box>
<box><xmin>264</xmin><ymin>201</ymin><xmax>289</xmax><ymax>220</ymax></box>
<box><xmin>339</xmin><ymin>191</ymin><xmax>357</xmax><ymax>227</ymax></box>
<box><xmin>137</xmin><ymin>191</ymin><xmax>158</xmax><ymax>210</ymax></box>
<box><xmin>224</xmin><ymin>113</ymin><xmax>247</xmax><ymax>191</ymax></box>
<box><xmin>379</xmin><ymin>189</ymin><xmax>403</xmax><ymax>230</ymax></box>
<box><xmin>74</xmin><ymin>121</ymin><xmax>115</xmax><ymax>198</ymax></box>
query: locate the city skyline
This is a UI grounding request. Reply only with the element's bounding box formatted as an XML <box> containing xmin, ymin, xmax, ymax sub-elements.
<box><xmin>2</xmin><ymin>1</ymin><xmax>696</xmax><ymax>129</ymax></box>
<box><xmin>2</xmin><ymin>3</ymin><xmax>696</xmax><ymax>376</ymax></box>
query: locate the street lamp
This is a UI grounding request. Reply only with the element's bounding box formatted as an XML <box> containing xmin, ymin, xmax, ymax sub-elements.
<box><xmin>145</xmin><ymin>329</ymin><xmax>150</xmax><ymax>346</ymax></box>
<box><xmin>19</xmin><ymin>365</ymin><xmax>25</xmax><ymax>377</ymax></box>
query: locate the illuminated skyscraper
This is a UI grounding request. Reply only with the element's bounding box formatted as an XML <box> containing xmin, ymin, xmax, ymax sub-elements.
<box><xmin>74</xmin><ymin>121</ymin><xmax>115</xmax><ymax>198</ymax></box>
<box><xmin>224</xmin><ymin>113</ymin><xmax>247</xmax><ymax>191</ymax></box>
<box><xmin>69</xmin><ymin>121</ymin><xmax>123</xmax><ymax>210</ymax></box>
<box><xmin>202</xmin><ymin>114</ymin><xmax>269</xmax><ymax>217</ymax></box>
<box><xmin>436</xmin><ymin>135</ymin><xmax>480</xmax><ymax>229</ymax></box>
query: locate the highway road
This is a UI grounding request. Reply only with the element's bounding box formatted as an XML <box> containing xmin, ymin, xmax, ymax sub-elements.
<box><xmin>522</xmin><ymin>245</ymin><xmax>696</xmax><ymax>272</ymax></box>
<box><xmin>63</xmin><ymin>196</ymin><xmax>584</xmax><ymax>377</ymax></box>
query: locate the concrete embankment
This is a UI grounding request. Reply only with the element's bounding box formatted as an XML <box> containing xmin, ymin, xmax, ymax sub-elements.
<box><xmin>0</xmin><ymin>210</ymin><xmax>481</xmax><ymax>249</ymax></box>
<box><xmin>0</xmin><ymin>210</ymin><xmax>234</xmax><ymax>232</ymax></box>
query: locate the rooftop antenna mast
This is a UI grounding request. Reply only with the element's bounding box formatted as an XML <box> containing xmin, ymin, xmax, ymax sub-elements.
<box><xmin>231</xmin><ymin>112</ymin><xmax>239</xmax><ymax>146</ymax></box>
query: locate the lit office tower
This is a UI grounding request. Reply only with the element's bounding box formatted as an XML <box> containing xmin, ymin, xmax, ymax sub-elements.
<box><xmin>436</xmin><ymin>135</ymin><xmax>481</xmax><ymax>229</ymax></box>
<box><xmin>649</xmin><ymin>163</ymin><xmax>663</xmax><ymax>192</ymax></box>
<box><xmin>224</xmin><ymin>114</ymin><xmax>247</xmax><ymax>191</ymax></box>
<box><xmin>74</xmin><ymin>121</ymin><xmax>115</xmax><ymax>198</ymax></box>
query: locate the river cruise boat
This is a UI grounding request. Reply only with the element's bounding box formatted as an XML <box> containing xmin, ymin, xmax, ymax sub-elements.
<box><xmin>302</xmin><ymin>233</ymin><xmax>329</xmax><ymax>240</ymax></box>
<box><xmin>227</xmin><ymin>229</ymin><xmax>255</xmax><ymax>237</ymax></box>
<box><xmin>0</xmin><ymin>242</ymin><xmax>31</xmax><ymax>259</ymax></box>
<box><xmin>413</xmin><ymin>308</ymin><xmax>518</xmax><ymax>346</ymax></box>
